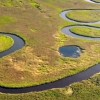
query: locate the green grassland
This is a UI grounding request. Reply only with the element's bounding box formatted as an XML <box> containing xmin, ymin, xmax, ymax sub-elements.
<box><xmin>67</xmin><ymin>10</ymin><xmax>100</xmax><ymax>23</ymax></box>
<box><xmin>0</xmin><ymin>0</ymin><xmax>100</xmax><ymax>99</ymax></box>
<box><xmin>70</xmin><ymin>26</ymin><xmax>100</xmax><ymax>37</ymax></box>
<box><xmin>0</xmin><ymin>35</ymin><xmax>14</xmax><ymax>52</ymax></box>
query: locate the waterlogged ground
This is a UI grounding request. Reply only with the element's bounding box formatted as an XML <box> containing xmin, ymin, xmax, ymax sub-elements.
<box><xmin>0</xmin><ymin>0</ymin><xmax>100</xmax><ymax>99</ymax></box>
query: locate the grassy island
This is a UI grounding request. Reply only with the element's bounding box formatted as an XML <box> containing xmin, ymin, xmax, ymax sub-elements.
<box><xmin>67</xmin><ymin>10</ymin><xmax>100</xmax><ymax>23</ymax></box>
<box><xmin>0</xmin><ymin>35</ymin><xmax>14</xmax><ymax>53</ymax></box>
<box><xmin>70</xmin><ymin>26</ymin><xmax>100</xmax><ymax>37</ymax></box>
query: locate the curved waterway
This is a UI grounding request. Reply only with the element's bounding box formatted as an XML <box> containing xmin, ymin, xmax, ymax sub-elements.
<box><xmin>60</xmin><ymin>10</ymin><xmax>100</xmax><ymax>25</ymax></box>
<box><xmin>85</xmin><ymin>0</ymin><xmax>100</xmax><ymax>4</ymax></box>
<box><xmin>0</xmin><ymin>64</ymin><xmax>100</xmax><ymax>94</ymax></box>
<box><xmin>0</xmin><ymin>0</ymin><xmax>100</xmax><ymax>94</ymax></box>
<box><xmin>0</xmin><ymin>32</ymin><xmax>25</xmax><ymax>58</ymax></box>
<box><xmin>60</xmin><ymin>9</ymin><xmax>100</xmax><ymax>40</ymax></box>
<box><xmin>61</xmin><ymin>25</ymin><xmax>100</xmax><ymax>41</ymax></box>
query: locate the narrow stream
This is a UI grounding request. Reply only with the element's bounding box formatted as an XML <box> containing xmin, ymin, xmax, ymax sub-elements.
<box><xmin>60</xmin><ymin>10</ymin><xmax>100</xmax><ymax>25</ymax></box>
<box><xmin>61</xmin><ymin>25</ymin><xmax>100</xmax><ymax>41</ymax></box>
<box><xmin>0</xmin><ymin>0</ymin><xmax>100</xmax><ymax>94</ymax></box>
<box><xmin>0</xmin><ymin>64</ymin><xmax>100</xmax><ymax>94</ymax></box>
<box><xmin>0</xmin><ymin>32</ymin><xmax>25</xmax><ymax>58</ymax></box>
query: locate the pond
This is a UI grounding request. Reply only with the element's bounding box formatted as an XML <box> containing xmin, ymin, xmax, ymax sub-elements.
<box><xmin>59</xmin><ymin>45</ymin><xmax>83</xmax><ymax>58</ymax></box>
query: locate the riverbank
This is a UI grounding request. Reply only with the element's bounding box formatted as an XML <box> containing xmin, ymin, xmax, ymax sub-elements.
<box><xmin>0</xmin><ymin>0</ymin><xmax>99</xmax><ymax>88</ymax></box>
<box><xmin>0</xmin><ymin>0</ymin><xmax>100</xmax><ymax>99</ymax></box>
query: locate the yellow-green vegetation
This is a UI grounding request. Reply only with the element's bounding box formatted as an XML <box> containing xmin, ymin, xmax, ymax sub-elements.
<box><xmin>0</xmin><ymin>0</ymin><xmax>99</xmax><ymax>88</ymax></box>
<box><xmin>92</xmin><ymin>0</ymin><xmax>100</xmax><ymax>3</ymax></box>
<box><xmin>0</xmin><ymin>16</ymin><xmax>16</xmax><ymax>26</ymax></box>
<box><xmin>0</xmin><ymin>73</ymin><xmax>100</xmax><ymax>100</ymax></box>
<box><xmin>0</xmin><ymin>35</ymin><xmax>14</xmax><ymax>52</ymax></box>
<box><xmin>0</xmin><ymin>0</ymin><xmax>100</xmax><ymax>99</ymax></box>
<box><xmin>70</xmin><ymin>26</ymin><xmax>100</xmax><ymax>37</ymax></box>
<box><xmin>67</xmin><ymin>10</ymin><xmax>100</xmax><ymax>23</ymax></box>
<box><xmin>0</xmin><ymin>0</ymin><xmax>40</xmax><ymax>8</ymax></box>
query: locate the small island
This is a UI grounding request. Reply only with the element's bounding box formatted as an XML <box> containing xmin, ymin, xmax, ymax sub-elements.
<box><xmin>0</xmin><ymin>35</ymin><xmax>14</xmax><ymax>52</ymax></box>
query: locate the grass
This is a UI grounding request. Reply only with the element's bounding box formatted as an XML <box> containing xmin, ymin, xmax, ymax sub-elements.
<box><xmin>67</xmin><ymin>10</ymin><xmax>100</xmax><ymax>23</ymax></box>
<box><xmin>0</xmin><ymin>0</ymin><xmax>99</xmax><ymax>99</ymax></box>
<box><xmin>0</xmin><ymin>35</ymin><xmax>14</xmax><ymax>52</ymax></box>
<box><xmin>0</xmin><ymin>0</ymin><xmax>40</xmax><ymax>8</ymax></box>
<box><xmin>0</xmin><ymin>0</ymin><xmax>99</xmax><ymax>88</ymax></box>
<box><xmin>70</xmin><ymin>26</ymin><xmax>100</xmax><ymax>37</ymax></box>
<box><xmin>0</xmin><ymin>16</ymin><xmax>16</xmax><ymax>26</ymax></box>
<box><xmin>0</xmin><ymin>73</ymin><xmax>100</xmax><ymax>100</ymax></box>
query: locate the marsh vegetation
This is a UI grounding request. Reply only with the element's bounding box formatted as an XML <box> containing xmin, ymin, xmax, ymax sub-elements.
<box><xmin>0</xmin><ymin>0</ymin><xmax>100</xmax><ymax>100</ymax></box>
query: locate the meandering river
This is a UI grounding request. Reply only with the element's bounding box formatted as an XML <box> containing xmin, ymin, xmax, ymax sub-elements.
<box><xmin>0</xmin><ymin>0</ymin><xmax>100</xmax><ymax>94</ymax></box>
<box><xmin>0</xmin><ymin>32</ymin><xmax>25</xmax><ymax>58</ymax></box>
